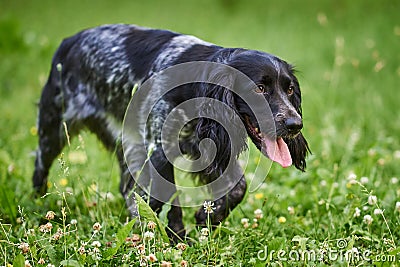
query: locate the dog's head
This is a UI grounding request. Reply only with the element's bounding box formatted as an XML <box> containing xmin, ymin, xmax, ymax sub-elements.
<box><xmin>197</xmin><ymin>49</ymin><xmax>310</xmax><ymax>173</ymax></box>
<box><xmin>230</xmin><ymin>50</ymin><xmax>310</xmax><ymax>171</ymax></box>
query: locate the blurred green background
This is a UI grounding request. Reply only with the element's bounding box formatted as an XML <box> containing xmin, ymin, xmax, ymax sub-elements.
<box><xmin>1</xmin><ymin>0</ymin><xmax>399</xmax><ymax>225</ymax></box>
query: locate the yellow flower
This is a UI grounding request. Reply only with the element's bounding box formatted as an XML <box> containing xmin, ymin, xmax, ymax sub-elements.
<box><xmin>59</xmin><ymin>178</ymin><xmax>68</xmax><ymax>186</ymax></box>
<box><xmin>255</xmin><ymin>193</ymin><xmax>264</xmax><ymax>200</ymax></box>
<box><xmin>30</xmin><ymin>126</ymin><xmax>38</xmax><ymax>136</ymax></box>
<box><xmin>278</xmin><ymin>216</ymin><xmax>287</xmax><ymax>224</ymax></box>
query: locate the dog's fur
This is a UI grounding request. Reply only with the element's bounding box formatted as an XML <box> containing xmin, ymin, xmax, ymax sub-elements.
<box><xmin>33</xmin><ymin>24</ymin><xmax>310</xmax><ymax>240</ymax></box>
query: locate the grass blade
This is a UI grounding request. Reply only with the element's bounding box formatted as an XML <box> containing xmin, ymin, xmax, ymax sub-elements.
<box><xmin>135</xmin><ymin>193</ymin><xmax>169</xmax><ymax>242</ymax></box>
<box><xmin>103</xmin><ymin>218</ymin><xmax>136</xmax><ymax>260</ymax></box>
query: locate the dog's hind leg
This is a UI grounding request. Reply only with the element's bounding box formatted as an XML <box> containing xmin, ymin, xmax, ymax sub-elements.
<box><xmin>195</xmin><ymin>162</ymin><xmax>247</xmax><ymax>226</ymax></box>
<box><xmin>33</xmin><ymin>79</ymin><xmax>67</xmax><ymax>195</ymax></box>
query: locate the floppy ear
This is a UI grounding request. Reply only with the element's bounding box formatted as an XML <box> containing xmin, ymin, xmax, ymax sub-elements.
<box><xmin>285</xmin><ymin>133</ymin><xmax>310</xmax><ymax>172</ymax></box>
<box><xmin>285</xmin><ymin>66</ymin><xmax>311</xmax><ymax>171</ymax></box>
<box><xmin>195</xmin><ymin>70</ymin><xmax>247</xmax><ymax>176</ymax></box>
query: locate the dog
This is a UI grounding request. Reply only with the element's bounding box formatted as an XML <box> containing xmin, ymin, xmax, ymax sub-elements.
<box><xmin>33</xmin><ymin>24</ymin><xmax>310</xmax><ymax>240</ymax></box>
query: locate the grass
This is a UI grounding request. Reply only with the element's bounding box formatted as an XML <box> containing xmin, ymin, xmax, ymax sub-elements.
<box><xmin>1</xmin><ymin>0</ymin><xmax>400</xmax><ymax>266</ymax></box>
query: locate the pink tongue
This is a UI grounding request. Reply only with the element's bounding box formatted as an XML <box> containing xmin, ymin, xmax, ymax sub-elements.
<box><xmin>263</xmin><ymin>137</ymin><xmax>292</xmax><ymax>168</ymax></box>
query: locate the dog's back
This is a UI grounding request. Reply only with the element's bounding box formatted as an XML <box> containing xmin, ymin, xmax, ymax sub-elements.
<box><xmin>32</xmin><ymin>24</ymin><xmax>215</xmax><ymax>196</ymax></box>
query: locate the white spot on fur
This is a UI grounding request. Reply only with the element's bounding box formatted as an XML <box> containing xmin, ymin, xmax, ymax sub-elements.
<box><xmin>150</xmin><ymin>35</ymin><xmax>213</xmax><ymax>75</ymax></box>
<box><xmin>105</xmin><ymin>114</ymin><xmax>122</xmax><ymax>140</ymax></box>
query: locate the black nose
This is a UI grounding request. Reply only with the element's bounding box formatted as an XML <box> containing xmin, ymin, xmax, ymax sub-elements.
<box><xmin>285</xmin><ymin>117</ymin><xmax>303</xmax><ymax>134</ymax></box>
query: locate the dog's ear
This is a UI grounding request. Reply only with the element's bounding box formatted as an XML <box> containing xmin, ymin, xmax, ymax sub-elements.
<box><xmin>285</xmin><ymin>65</ymin><xmax>310</xmax><ymax>171</ymax></box>
<box><xmin>285</xmin><ymin>133</ymin><xmax>310</xmax><ymax>172</ymax></box>
<box><xmin>195</xmin><ymin>68</ymin><xmax>247</xmax><ymax>175</ymax></box>
<box><xmin>288</xmin><ymin>65</ymin><xmax>303</xmax><ymax>116</ymax></box>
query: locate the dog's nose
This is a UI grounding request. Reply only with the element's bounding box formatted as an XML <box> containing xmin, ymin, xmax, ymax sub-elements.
<box><xmin>285</xmin><ymin>117</ymin><xmax>303</xmax><ymax>133</ymax></box>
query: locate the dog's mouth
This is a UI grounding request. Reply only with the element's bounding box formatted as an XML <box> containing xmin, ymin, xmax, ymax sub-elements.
<box><xmin>244</xmin><ymin>115</ymin><xmax>292</xmax><ymax>168</ymax></box>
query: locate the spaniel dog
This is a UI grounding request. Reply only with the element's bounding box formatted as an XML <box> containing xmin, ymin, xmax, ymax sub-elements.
<box><xmin>33</xmin><ymin>24</ymin><xmax>310</xmax><ymax>240</ymax></box>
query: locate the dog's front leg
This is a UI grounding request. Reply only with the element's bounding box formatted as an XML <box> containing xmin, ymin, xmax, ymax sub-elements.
<box><xmin>195</xmin><ymin>162</ymin><xmax>247</xmax><ymax>226</ymax></box>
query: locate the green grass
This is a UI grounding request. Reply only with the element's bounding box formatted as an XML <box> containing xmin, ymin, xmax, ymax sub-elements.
<box><xmin>1</xmin><ymin>0</ymin><xmax>400</xmax><ymax>266</ymax></box>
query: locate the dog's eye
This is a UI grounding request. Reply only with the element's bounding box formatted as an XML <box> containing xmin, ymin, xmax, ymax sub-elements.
<box><xmin>255</xmin><ymin>84</ymin><xmax>266</xmax><ymax>94</ymax></box>
<box><xmin>287</xmin><ymin>85</ymin><xmax>295</xmax><ymax>96</ymax></box>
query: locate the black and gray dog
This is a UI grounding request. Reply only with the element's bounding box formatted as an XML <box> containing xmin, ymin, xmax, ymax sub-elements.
<box><xmin>33</xmin><ymin>24</ymin><xmax>309</xmax><ymax>240</ymax></box>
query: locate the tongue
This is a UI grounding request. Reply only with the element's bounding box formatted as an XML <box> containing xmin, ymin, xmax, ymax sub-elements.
<box><xmin>263</xmin><ymin>137</ymin><xmax>292</xmax><ymax>168</ymax></box>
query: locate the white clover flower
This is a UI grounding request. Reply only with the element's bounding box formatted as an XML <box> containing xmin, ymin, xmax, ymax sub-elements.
<box><xmin>240</xmin><ymin>218</ymin><xmax>249</xmax><ymax>224</ymax></box>
<box><xmin>92</xmin><ymin>222</ymin><xmax>102</xmax><ymax>233</ymax></box>
<box><xmin>45</xmin><ymin>211</ymin><xmax>56</xmax><ymax>220</ymax></box>
<box><xmin>360</xmin><ymin>177</ymin><xmax>369</xmax><ymax>184</ymax></box>
<box><xmin>254</xmin><ymin>209</ymin><xmax>263</xmax><ymax>220</ymax></box>
<box><xmin>373</xmin><ymin>208</ymin><xmax>383</xmax><ymax>215</ymax></box>
<box><xmin>143</xmin><ymin>231</ymin><xmax>155</xmax><ymax>240</ymax></box>
<box><xmin>161</xmin><ymin>260</ymin><xmax>173</xmax><ymax>267</ymax></box>
<box><xmin>240</xmin><ymin>218</ymin><xmax>250</xmax><ymax>228</ymax></box>
<box><xmin>148</xmin><ymin>253</ymin><xmax>157</xmax><ymax>262</ymax></box>
<box><xmin>199</xmin><ymin>235</ymin><xmax>208</xmax><ymax>243</ymax></box>
<box><xmin>52</xmin><ymin>232</ymin><xmax>62</xmax><ymax>241</ymax></box>
<box><xmin>136</xmin><ymin>244</ymin><xmax>145</xmax><ymax>254</ymax></box>
<box><xmin>395</xmin><ymin>201</ymin><xmax>400</xmax><ymax>212</ymax></box>
<box><xmin>368</xmin><ymin>195</ymin><xmax>377</xmax><ymax>205</ymax></box>
<box><xmin>203</xmin><ymin>201</ymin><xmax>216</xmax><ymax>214</ymax></box>
<box><xmin>18</xmin><ymin>242</ymin><xmax>29</xmax><ymax>254</ymax></box>
<box><xmin>176</xmin><ymin>243</ymin><xmax>187</xmax><ymax>251</ymax></box>
<box><xmin>391</xmin><ymin>177</ymin><xmax>398</xmax><ymax>184</ymax></box>
<box><xmin>92</xmin><ymin>241</ymin><xmax>101</xmax><ymax>248</ymax></box>
<box><xmin>353</xmin><ymin>207</ymin><xmax>361</xmax><ymax>217</ymax></box>
<box><xmin>92</xmin><ymin>247</ymin><xmax>101</xmax><ymax>260</ymax></box>
<box><xmin>70</xmin><ymin>219</ymin><xmax>78</xmax><ymax>225</ymax></box>
<box><xmin>78</xmin><ymin>246</ymin><xmax>86</xmax><ymax>255</ymax></box>
<box><xmin>27</xmin><ymin>229</ymin><xmax>35</xmax><ymax>236</ymax></box>
<box><xmin>288</xmin><ymin>206</ymin><xmax>295</xmax><ymax>215</ymax></box>
<box><xmin>200</xmin><ymin>228</ymin><xmax>209</xmax><ymax>236</ymax></box>
<box><xmin>45</xmin><ymin>222</ymin><xmax>53</xmax><ymax>229</ymax></box>
<box><xmin>147</xmin><ymin>221</ymin><xmax>156</xmax><ymax>230</ymax></box>
<box><xmin>363</xmin><ymin>215</ymin><xmax>373</xmax><ymax>225</ymax></box>
<box><xmin>347</xmin><ymin>173</ymin><xmax>357</xmax><ymax>180</ymax></box>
